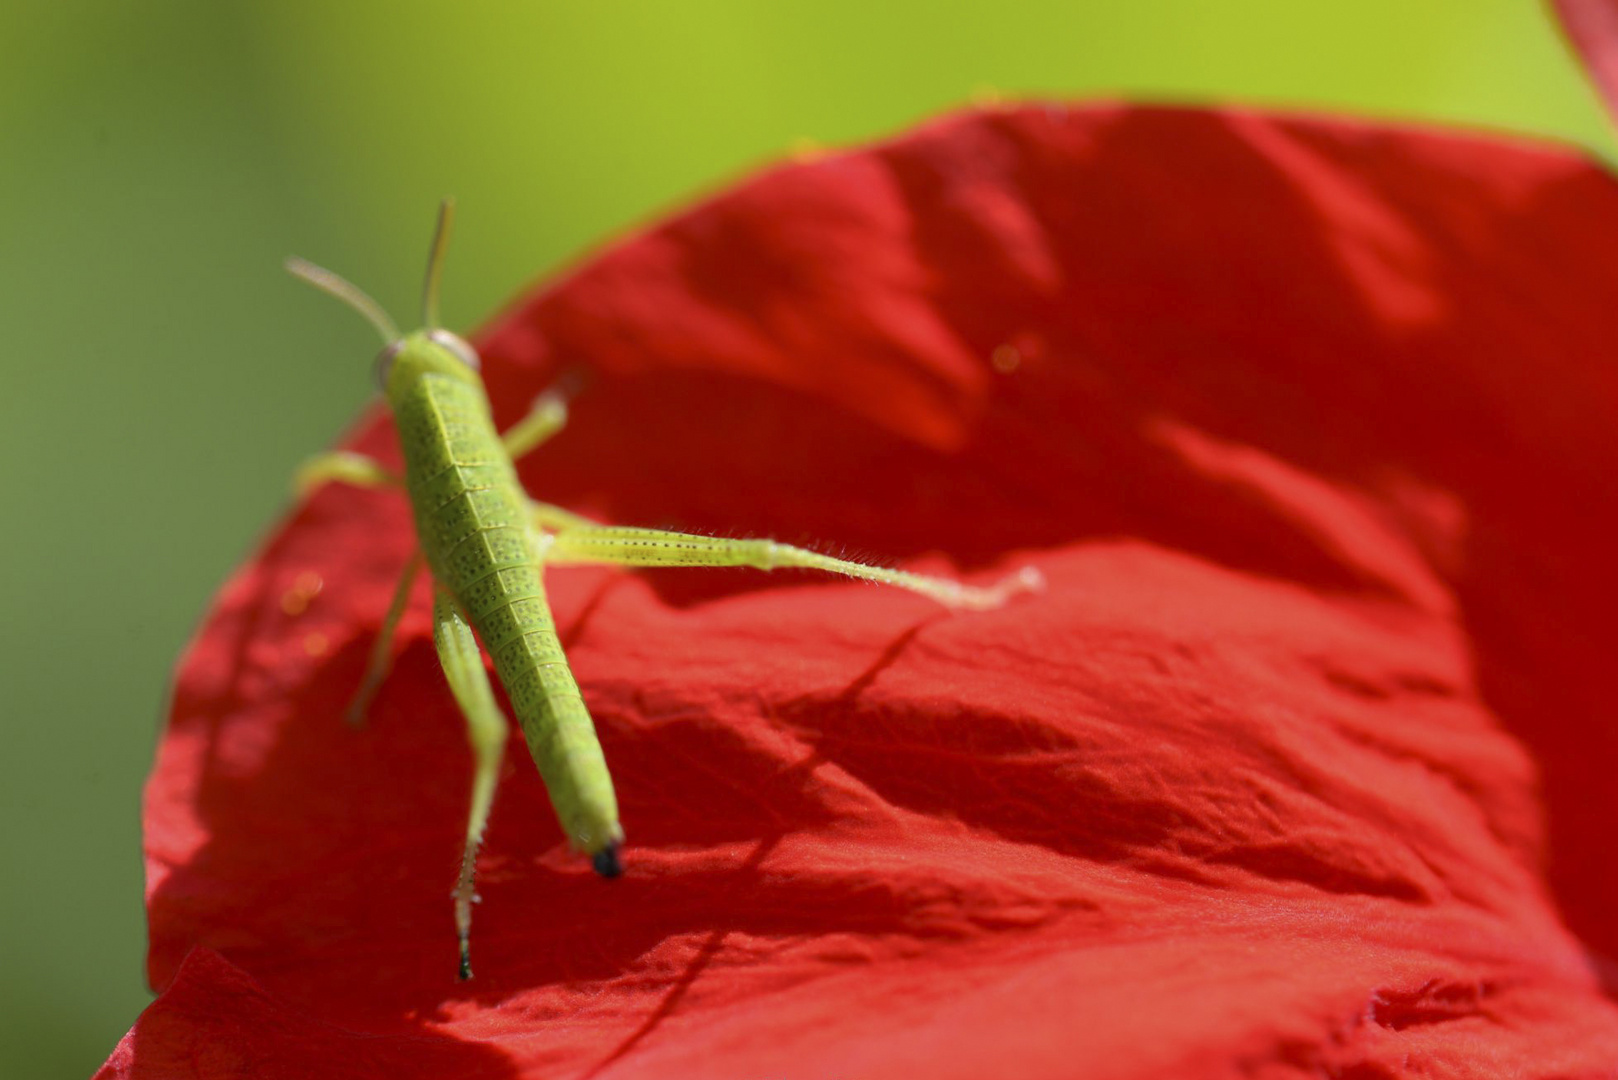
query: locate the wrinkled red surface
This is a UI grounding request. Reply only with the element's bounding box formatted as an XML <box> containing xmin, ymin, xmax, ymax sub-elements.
<box><xmin>101</xmin><ymin>105</ymin><xmax>1618</xmax><ymax>1078</ymax></box>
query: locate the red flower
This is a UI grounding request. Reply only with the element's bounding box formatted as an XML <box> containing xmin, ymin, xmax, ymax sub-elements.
<box><xmin>99</xmin><ymin>100</ymin><xmax>1618</xmax><ymax>1077</ymax></box>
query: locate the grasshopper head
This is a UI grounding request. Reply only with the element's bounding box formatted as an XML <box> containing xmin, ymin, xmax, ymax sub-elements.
<box><xmin>373</xmin><ymin>327</ymin><xmax>482</xmax><ymax>397</ymax></box>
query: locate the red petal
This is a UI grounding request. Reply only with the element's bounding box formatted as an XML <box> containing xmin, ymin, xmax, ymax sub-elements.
<box><xmin>106</xmin><ymin>105</ymin><xmax>1618</xmax><ymax>1077</ymax></box>
<box><xmin>1551</xmin><ymin>0</ymin><xmax>1618</xmax><ymax>125</ymax></box>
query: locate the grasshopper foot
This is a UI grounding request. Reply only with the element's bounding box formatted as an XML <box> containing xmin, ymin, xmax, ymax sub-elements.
<box><xmin>592</xmin><ymin>842</ymin><xmax>624</xmax><ymax>878</ymax></box>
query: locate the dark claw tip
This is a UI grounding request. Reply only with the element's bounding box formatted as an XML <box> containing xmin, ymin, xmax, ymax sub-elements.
<box><xmin>458</xmin><ymin>946</ymin><xmax>473</xmax><ymax>982</ymax></box>
<box><xmin>592</xmin><ymin>842</ymin><xmax>623</xmax><ymax>879</ymax></box>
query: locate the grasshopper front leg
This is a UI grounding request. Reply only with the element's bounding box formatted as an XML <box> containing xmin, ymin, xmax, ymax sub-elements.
<box><xmin>294</xmin><ymin>450</ymin><xmax>399</xmax><ymax>495</ymax></box>
<box><xmin>294</xmin><ymin>453</ymin><xmax>419</xmax><ymax>724</ymax></box>
<box><xmin>502</xmin><ymin>390</ymin><xmax>568</xmax><ymax>460</ymax></box>
<box><xmin>345</xmin><ymin>553</ymin><xmax>422</xmax><ymax>725</ymax></box>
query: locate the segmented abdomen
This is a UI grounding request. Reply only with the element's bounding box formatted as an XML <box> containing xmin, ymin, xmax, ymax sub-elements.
<box><xmin>394</xmin><ymin>374</ymin><xmax>619</xmax><ymax>850</ymax></box>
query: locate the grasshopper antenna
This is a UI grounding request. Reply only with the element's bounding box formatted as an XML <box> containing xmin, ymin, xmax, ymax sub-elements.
<box><xmin>423</xmin><ymin>197</ymin><xmax>455</xmax><ymax>330</ymax></box>
<box><xmin>284</xmin><ymin>256</ymin><xmax>400</xmax><ymax>345</ymax></box>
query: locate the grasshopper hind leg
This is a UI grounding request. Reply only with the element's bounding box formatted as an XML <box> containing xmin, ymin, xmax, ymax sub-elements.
<box><xmin>535</xmin><ymin>519</ymin><xmax>1043</xmax><ymax>610</ymax></box>
<box><xmin>430</xmin><ymin>589</ymin><xmax>511</xmax><ymax>980</ymax></box>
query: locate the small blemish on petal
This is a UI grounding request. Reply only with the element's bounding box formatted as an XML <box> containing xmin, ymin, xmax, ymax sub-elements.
<box><xmin>281</xmin><ymin>572</ymin><xmax>324</xmax><ymax>616</ymax></box>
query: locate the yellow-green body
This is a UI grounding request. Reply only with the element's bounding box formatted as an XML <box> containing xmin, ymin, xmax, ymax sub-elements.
<box><xmin>385</xmin><ymin>335</ymin><xmax>622</xmax><ymax>856</ymax></box>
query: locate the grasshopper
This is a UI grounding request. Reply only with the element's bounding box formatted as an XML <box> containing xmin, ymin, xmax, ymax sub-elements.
<box><xmin>287</xmin><ymin>201</ymin><xmax>1039</xmax><ymax>979</ymax></box>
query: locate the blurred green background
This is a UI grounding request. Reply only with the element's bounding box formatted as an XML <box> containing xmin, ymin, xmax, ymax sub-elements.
<box><xmin>1</xmin><ymin>1</ymin><xmax>1612</xmax><ymax>1075</ymax></box>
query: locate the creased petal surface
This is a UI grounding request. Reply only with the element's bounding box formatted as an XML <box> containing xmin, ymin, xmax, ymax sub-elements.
<box><xmin>104</xmin><ymin>105</ymin><xmax>1618</xmax><ymax>1079</ymax></box>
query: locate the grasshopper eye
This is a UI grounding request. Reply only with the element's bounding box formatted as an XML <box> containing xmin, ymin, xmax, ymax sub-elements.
<box><xmin>429</xmin><ymin>328</ymin><xmax>481</xmax><ymax>372</ymax></box>
<box><xmin>373</xmin><ymin>339</ymin><xmax>406</xmax><ymax>392</ymax></box>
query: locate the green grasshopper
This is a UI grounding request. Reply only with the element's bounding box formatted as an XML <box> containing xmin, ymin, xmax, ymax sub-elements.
<box><xmin>287</xmin><ymin>201</ymin><xmax>1039</xmax><ymax>979</ymax></box>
